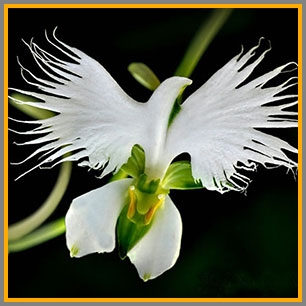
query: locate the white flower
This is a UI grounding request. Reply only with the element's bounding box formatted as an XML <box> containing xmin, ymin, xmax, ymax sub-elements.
<box><xmin>9</xmin><ymin>29</ymin><xmax>297</xmax><ymax>281</ymax></box>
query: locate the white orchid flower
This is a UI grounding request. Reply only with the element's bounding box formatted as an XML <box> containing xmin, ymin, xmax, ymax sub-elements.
<box><xmin>9</xmin><ymin>29</ymin><xmax>297</xmax><ymax>281</ymax></box>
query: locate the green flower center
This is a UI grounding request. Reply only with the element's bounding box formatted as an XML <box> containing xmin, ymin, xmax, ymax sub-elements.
<box><xmin>127</xmin><ymin>185</ymin><xmax>166</xmax><ymax>226</ymax></box>
<box><xmin>124</xmin><ymin>173</ymin><xmax>169</xmax><ymax>226</ymax></box>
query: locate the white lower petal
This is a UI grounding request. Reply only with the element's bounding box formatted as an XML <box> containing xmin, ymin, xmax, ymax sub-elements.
<box><xmin>65</xmin><ymin>178</ymin><xmax>132</xmax><ymax>257</ymax></box>
<box><xmin>127</xmin><ymin>195</ymin><xmax>182</xmax><ymax>281</ymax></box>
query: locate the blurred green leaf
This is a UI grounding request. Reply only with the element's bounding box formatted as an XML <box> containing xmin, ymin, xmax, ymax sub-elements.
<box><xmin>128</xmin><ymin>62</ymin><xmax>160</xmax><ymax>91</ymax></box>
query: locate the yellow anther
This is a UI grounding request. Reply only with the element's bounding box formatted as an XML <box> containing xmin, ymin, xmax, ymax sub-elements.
<box><xmin>144</xmin><ymin>194</ymin><xmax>165</xmax><ymax>225</ymax></box>
<box><xmin>127</xmin><ymin>186</ymin><xmax>136</xmax><ymax>219</ymax></box>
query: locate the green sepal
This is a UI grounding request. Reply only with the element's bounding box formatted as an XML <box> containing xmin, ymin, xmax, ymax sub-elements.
<box><xmin>109</xmin><ymin>168</ymin><xmax>129</xmax><ymax>182</ymax></box>
<box><xmin>128</xmin><ymin>62</ymin><xmax>160</xmax><ymax>91</ymax></box>
<box><xmin>116</xmin><ymin>204</ymin><xmax>152</xmax><ymax>259</ymax></box>
<box><xmin>120</xmin><ymin>145</ymin><xmax>145</xmax><ymax>178</ymax></box>
<box><xmin>162</xmin><ymin>161</ymin><xmax>203</xmax><ymax>190</ymax></box>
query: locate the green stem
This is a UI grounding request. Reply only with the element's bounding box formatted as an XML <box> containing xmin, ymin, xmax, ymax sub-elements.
<box><xmin>9</xmin><ymin>92</ymin><xmax>54</xmax><ymax>119</ymax></box>
<box><xmin>9</xmin><ymin>92</ymin><xmax>71</xmax><ymax>242</ymax></box>
<box><xmin>174</xmin><ymin>8</ymin><xmax>233</xmax><ymax>78</ymax></box>
<box><xmin>8</xmin><ymin>218</ymin><xmax>66</xmax><ymax>253</ymax></box>
<box><xmin>8</xmin><ymin>161</ymin><xmax>72</xmax><ymax>241</ymax></box>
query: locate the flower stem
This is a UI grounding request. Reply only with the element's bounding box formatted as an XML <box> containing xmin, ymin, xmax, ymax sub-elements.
<box><xmin>8</xmin><ymin>217</ymin><xmax>66</xmax><ymax>253</ymax></box>
<box><xmin>8</xmin><ymin>161</ymin><xmax>72</xmax><ymax>241</ymax></box>
<box><xmin>9</xmin><ymin>93</ymin><xmax>72</xmax><ymax>246</ymax></box>
<box><xmin>174</xmin><ymin>8</ymin><xmax>233</xmax><ymax>78</ymax></box>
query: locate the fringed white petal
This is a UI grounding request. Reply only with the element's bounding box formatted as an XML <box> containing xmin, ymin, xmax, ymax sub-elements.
<box><xmin>165</xmin><ymin>38</ymin><xmax>297</xmax><ymax>193</ymax></box>
<box><xmin>10</xmin><ymin>29</ymin><xmax>145</xmax><ymax>179</ymax></box>
<box><xmin>127</xmin><ymin>195</ymin><xmax>182</xmax><ymax>281</ymax></box>
<box><xmin>65</xmin><ymin>178</ymin><xmax>132</xmax><ymax>257</ymax></box>
<box><xmin>10</xmin><ymin>29</ymin><xmax>191</xmax><ymax>180</ymax></box>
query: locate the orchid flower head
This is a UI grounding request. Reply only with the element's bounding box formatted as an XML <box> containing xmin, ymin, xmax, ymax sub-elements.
<box><xmin>9</xmin><ymin>29</ymin><xmax>297</xmax><ymax>281</ymax></box>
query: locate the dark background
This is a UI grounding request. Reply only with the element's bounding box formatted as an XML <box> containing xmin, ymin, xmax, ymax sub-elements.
<box><xmin>8</xmin><ymin>8</ymin><xmax>298</xmax><ymax>298</ymax></box>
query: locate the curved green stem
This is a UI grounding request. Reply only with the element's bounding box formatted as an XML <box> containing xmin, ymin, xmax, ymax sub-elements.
<box><xmin>8</xmin><ymin>217</ymin><xmax>66</xmax><ymax>253</ymax></box>
<box><xmin>174</xmin><ymin>8</ymin><xmax>233</xmax><ymax>78</ymax></box>
<box><xmin>8</xmin><ymin>161</ymin><xmax>72</xmax><ymax>241</ymax></box>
